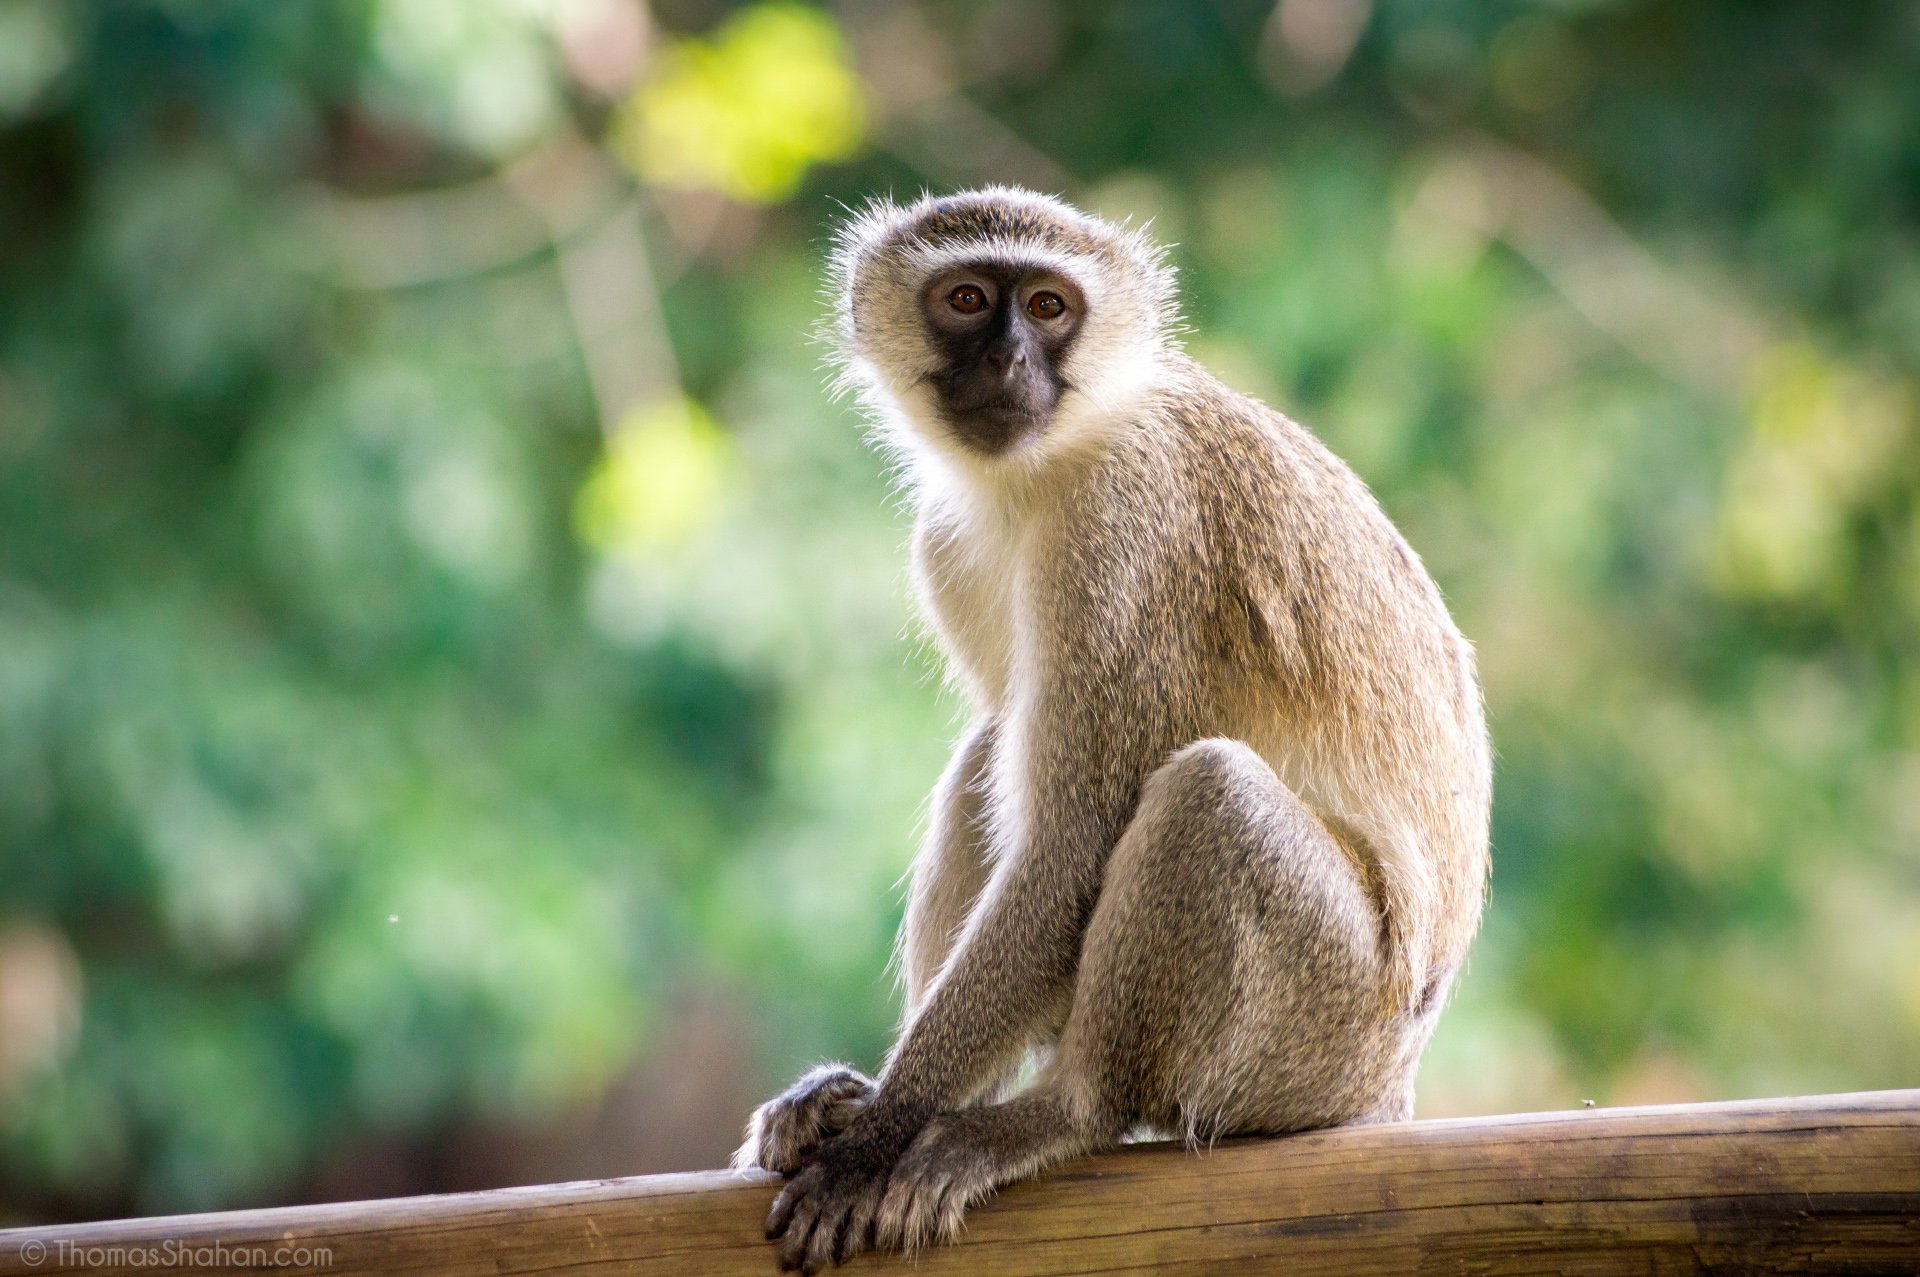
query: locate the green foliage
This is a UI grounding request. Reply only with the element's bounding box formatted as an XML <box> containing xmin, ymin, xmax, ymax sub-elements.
<box><xmin>612</xmin><ymin>3</ymin><xmax>865</xmax><ymax>203</ymax></box>
<box><xmin>1</xmin><ymin>0</ymin><xmax>1916</xmax><ymax>1223</ymax></box>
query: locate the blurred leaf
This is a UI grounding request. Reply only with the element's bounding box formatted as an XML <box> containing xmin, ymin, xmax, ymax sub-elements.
<box><xmin>575</xmin><ymin>397</ymin><xmax>735</xmax><ymax>553</ymax></box>
<box><xmin>611</xmin><ymin>2</ymin><xmax>866</xmax><ymax>204</ymax></box>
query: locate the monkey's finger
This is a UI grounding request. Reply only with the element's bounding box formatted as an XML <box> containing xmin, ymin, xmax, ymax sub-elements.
<box><xmin>907</xmin><ymin>1175</ymin><xmax>951</xmax><ymax>1253</ymax></box>
<box><xmin>870</xmin><ymin>1177</ymin><xmax>905</xmax><ymax>1253</ymax></box>
<box><xmin>775</xmin><ymin>1197</ymin><xmax>817</xmax><ymax>1271</ymax></box>
<box><xmin>931</xmin><ymin>1177</ymin><xmax>970</xmax><ymax>1246</ymax></box>
<box><xmin>770</xmin><ymin>1112</ymin><xmax>823</xmax><ymax>1171</ymax></box>
<box><xmin>766</xmin><ymin>1176</ymin><xmax>805</xmax><ymax>1240</ymax></box>
<box><xmin>802</xmin><ymin>1197</ymin><xmax>850</xmax><ymax>1275</ymax></box>
<box><xmin>836</xmin><ymin>1180</ymin><xmax>882</xmax><ymax>1267</ymax></box>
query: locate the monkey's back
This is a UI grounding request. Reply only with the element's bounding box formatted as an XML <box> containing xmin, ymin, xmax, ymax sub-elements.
<box><xmin>1148</xmin><ymin>359</ymin><xmax>1492</xmax><ymax>998</ymax></box>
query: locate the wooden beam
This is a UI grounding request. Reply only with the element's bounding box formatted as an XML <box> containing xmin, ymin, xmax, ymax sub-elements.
<box><xmin>3</xmin><ymin>1091</ymin><xmax>1915</xmax><ymax>1275</ymax></box>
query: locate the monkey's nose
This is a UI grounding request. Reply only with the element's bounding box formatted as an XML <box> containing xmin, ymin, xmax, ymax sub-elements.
<box><xmin>988</xmin><ymin>348</ymin><xmax>1027</xmax><ymax>379</ymax></box>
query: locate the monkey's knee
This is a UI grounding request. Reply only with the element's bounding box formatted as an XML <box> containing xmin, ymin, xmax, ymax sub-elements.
<box><xmin>1126</xmin><ymin>738</ymin><xmax>1348</xmax><ymax>910</ymax></box>
<box><xmin>1063</xmin><ymin>738</ymin><xmax>1398</xmax><ymax>1131</ymax></box>
<box><xmin>1144</xmin><ymin>737</ymin><xmax>1274</xmax><ymax>808</ymax></box>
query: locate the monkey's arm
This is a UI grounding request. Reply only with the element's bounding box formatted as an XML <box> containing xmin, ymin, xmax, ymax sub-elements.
<box><xmin>878</xmin><ymin>701</ymin><xmax>1160</xmax><ymax>1112</ymax></box>
<box><xmin>765</xmin><ymin>625</ymin><xmax>1192</xmax><ymax>1271</ymax></box>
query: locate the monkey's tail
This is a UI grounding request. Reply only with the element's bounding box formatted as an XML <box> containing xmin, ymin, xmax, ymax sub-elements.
<box><xmin>1373</xmin><ymin>829</ymin><xmax>1436</xmax><ymax>1020</ymax></box>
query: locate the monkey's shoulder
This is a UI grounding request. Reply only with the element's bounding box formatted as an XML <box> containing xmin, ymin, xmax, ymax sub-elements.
<box><xmin>1147</xmin><ymin>372</ymin><xmax>1438</xmax><ymax>583</ymax></box>
<box><xmin>1140</xmin><ymin>370</ymin><xmax>1472</xmax><ymax>679</ymax></box>
<box><xmin>1145</xmin><ymin>371</ymin><xmax>1373</xmax><ymax>520</ymax></box>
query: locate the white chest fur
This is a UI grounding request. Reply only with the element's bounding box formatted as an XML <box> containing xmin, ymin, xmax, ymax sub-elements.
<box><xmin>910</xmin><ymin>483</ymin><xmax>1034</xmax><ymax>715</ymax></box>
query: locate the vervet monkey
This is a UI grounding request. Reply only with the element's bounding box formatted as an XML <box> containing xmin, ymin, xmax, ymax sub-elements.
<box><xmin>736</xmin><ymin>187</ymin><xmax>1491</xmax><ymax>1272</ymax></box>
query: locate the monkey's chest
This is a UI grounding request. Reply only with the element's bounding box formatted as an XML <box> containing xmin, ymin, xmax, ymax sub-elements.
<box><xmin>929</xmin><ymin>572</ymin><xmax>1021</xmax><ymax>710</ymax></box>
<box><xmin>918</xmin><ymin>542</ymin><xmax>1024</xmax><ymax>713</ymax></box>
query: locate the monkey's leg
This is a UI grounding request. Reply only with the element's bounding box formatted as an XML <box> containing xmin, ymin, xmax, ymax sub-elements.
<box><xmin>873</xmin><ymin>737</ymin><xmax>1417</xmax><ymax>1250</ymax></box>
<box><xmin>737</xmin><ymin>722</ymin><xmax>1001</xmax><ymax>1176</ymax></box>
<box><xmin>899</xmin><ymin>719</ymin><xmax>997</xmax><ymax>1015</ymax></box>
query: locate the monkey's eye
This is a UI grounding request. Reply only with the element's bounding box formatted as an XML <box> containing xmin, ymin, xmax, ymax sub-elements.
<box><xmin>1027</xmin><ymin>291</ymin><xmax>1066</xmax><ymax>320</ymax></box>
<box><xmin>948</xmin><ymin>284</ymin><xmax>989</xmax><ymax>315</ymax></box>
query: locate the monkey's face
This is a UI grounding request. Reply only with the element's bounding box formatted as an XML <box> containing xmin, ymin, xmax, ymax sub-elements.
<box><xmin>917</xmin><ymin>265</ymin><xmax>1087</xmax><ymax>454</ymax></box>
<box><xmin>830</xmin><ymin>188</ymin><xmax>1180</xmax><ymax>468</ymax></box>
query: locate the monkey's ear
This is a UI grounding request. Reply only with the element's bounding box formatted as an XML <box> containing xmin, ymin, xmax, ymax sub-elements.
<box><xmin>826</xmin><ymin>194</ymin><xmax>910</xmax><ymax>320</ymax></box>
<box><xmin>829</xmin><ymin>193</ymin><xmax>909</xmax><ymax>264</ymax></box>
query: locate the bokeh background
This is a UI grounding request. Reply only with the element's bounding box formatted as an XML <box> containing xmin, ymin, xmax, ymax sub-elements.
<box><xmin>2</xmin><ymin>0</ymin><xmax>1917</xmax><ymax>1226</ymax></box>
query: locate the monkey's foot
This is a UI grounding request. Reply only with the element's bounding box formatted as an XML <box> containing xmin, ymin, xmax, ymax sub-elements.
<box><xmin>871</xmin><ymin>1113</ymin><xmax>1007</xmax><ymax>1254</ymax></box>
<box><xmin>734</xmin><ymin>1064</ymin><xmax>876</xmax><ymax>1175</ymax></box>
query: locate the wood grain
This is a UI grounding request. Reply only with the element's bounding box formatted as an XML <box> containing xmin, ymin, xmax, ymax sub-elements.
<box><xmin>3</xmin><ymin>1091</ymin><xmax>1915</xmax><ymax>1275</ymax></box>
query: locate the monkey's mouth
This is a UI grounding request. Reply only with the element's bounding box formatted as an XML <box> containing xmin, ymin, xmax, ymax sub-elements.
<box><xmin>931</xmin><ymin>377</ymin><xmax>1067</xmax><ymax>454</ymax></box>
<box><xmin>940</xmin><ymin>398</ymin><xmax>1050</xmax><ymax>453</ymax></box>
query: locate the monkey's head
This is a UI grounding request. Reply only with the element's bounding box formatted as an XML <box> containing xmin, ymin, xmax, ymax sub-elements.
<box><xmin>829</xmin><ymin>187</ymin><xmax>1178</xmax><ymax>466</ymax></box>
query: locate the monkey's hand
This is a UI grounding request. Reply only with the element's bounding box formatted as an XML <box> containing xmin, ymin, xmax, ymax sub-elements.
<box><xmin>733</xmin><ymin>1064</ymin><xmax>875</xmax><ymax>1175</ymax></box>
<box><xmin>764</xmin><ymin>1103</ymin><xmax>927</xmax><ymax>1273</ymax></box>
<box><xmin>871</xmin><ymin>1110</ymin><xmax>1009</xmax><ymax>1253</ymax></box>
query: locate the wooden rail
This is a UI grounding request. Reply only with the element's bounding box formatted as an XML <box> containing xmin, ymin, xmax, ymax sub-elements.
<box><xmin>2</xmin><ymin>1091</ymin><xmax>1915</xmax><ymax>1275</ymax></box>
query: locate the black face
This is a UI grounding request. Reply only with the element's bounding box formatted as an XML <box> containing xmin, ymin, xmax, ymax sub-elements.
<box><xmin>919</xmin><ymin>262</ymin><xmax>1086</xmax><ymax>453</ymax></box>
